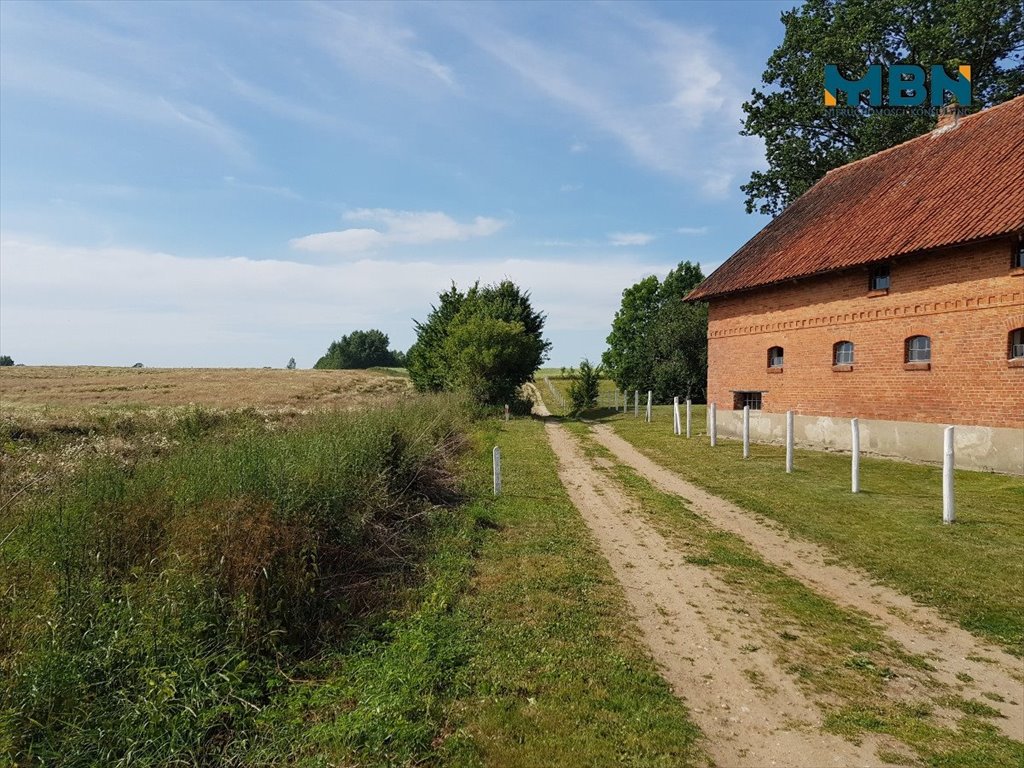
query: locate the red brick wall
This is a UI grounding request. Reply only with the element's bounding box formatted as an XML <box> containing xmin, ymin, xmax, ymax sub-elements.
<box><xmin>706</xmin><ymin>237</ymin><xmax>1024</xmax><ymax>428</ymax></box>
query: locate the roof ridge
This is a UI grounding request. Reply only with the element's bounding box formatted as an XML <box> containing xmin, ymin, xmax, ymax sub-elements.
<box><xmin>822</xmin><ymin>95</ymin><xmax>1024</xmax><ymax>179</ymax></box>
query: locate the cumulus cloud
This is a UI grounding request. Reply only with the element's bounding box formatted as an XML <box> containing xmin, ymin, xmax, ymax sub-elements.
<box><xmin>608</xmin><ymin>232</ymin><xmax>655</xmax><ymax>246</ymax></box>
<box><xmin>289</xmin><ymin>208</ymin><xmax>507</xmax><ymax>255</ymax></box>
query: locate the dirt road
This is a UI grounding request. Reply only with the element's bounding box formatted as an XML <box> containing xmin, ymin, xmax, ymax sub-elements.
<box><xmin>525</xmin><ymin>383</ymin><xmax>1023</xmax><ymax>763</ymax></box>
<box><xmin>544</xmin><ymin>419</ymin><xmax>884</xmax><ymax>766</ymax></box>
<box><xmin>520</xmin><ymin>383</ymin><xmax>889</xmax><ymax>766</ymax></box>
<box><xmin>590</xmin><ymin>423</ymin><xmax>1024</xmax><ymax>740</ymax></box>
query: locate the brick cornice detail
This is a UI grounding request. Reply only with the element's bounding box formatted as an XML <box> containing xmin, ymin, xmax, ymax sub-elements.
<box><xmin>709</xmin><ymin>291</ymin><xmax>1024</xmax><ymax>340</ymax></box>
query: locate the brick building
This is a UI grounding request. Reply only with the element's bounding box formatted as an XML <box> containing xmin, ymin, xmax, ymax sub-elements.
<box><xmin>686</xmin><ymin>96</ymin><xmax>1024</xmax><ymax>471</ymax></box>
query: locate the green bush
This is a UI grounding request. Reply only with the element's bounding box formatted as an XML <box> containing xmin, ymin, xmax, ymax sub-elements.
<box><xmin>408</xmin><ymin>280</ymin><xmax>550</xmax><ymax>405</ymax></box>
<box><xmin>567</xmin><ymin>359</ymin><xmax>602</xmax><ymax>416</ymax></box>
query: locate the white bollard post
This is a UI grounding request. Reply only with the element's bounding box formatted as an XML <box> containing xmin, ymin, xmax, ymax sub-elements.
<box><xmin>686</xmin><ymin>399</ymin><xmax>692</xmax><ymax>438</ymax></box>
<box><xmin>742</xmin><ymin>405</ymin><xmax>750</xmax><ymax>458</ymax></box>
<box><xmin>634</xmin><ymin>390</ymin><xmax>639</xmax><ymax>418</ymax></box>
<box><xmin>673</xmin><ymin>396</ymin><xmax>680</xmax><ymax>435</ymax></box>
<box><xmin>504</xmin><ymin>403</ymin><xmax>509</xmax><ymax>422</ymax></box>
<box><xmin>646</xmin><ymin>391</ymin><xmax>652</xmax><ymax>423</ymax></box>
<box><xmin>851</xmin><ymin>418</ymin><xmax>860</xmax><ymax>493</ymax></box>
<box><xmin>943</xmin><ymin>426</ymin><xmax>955</xmax><ymax>524</ymax></box>
<box><xmin>493</xmin><ymin>446</ymin><xmax>502</xmax><ymax>496</ymax></box>
<box><xmin>709</xmin><ymin>403</ymin><xmax>717</xmax><ymax>446</ymax></box>
<box><xmin>785</xmin><ymin>410</ymin><xmax>794</xmax><ymax>473</ymax></box>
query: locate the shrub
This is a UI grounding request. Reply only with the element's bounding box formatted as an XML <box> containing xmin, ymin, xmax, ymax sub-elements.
<box><xmin>408</xmin><ymin>280</ymin><xmax>550</xmax><ymax>405</ymax></box>
<box><xmin>567</xmin><ymin>359</ymin><xmax>602</xmax><ymax>416</ymax></box>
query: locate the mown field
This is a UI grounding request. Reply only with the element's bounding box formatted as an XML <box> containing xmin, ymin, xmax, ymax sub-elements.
<box><xmin>0</xmin><ymin>365</ymin><xmax>410</xmax><ymax>409</ymax></box>
<box><xmin>0</xmin><ymin>367</ymin><xmax>705</xmax><ymax>766</ymax></box>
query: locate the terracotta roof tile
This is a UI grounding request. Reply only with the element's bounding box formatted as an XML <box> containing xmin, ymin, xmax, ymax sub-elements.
<box><xmin>687</xmin><ymin>95</ymin><xmax>1024</xmax><ymax>301</ymax></box>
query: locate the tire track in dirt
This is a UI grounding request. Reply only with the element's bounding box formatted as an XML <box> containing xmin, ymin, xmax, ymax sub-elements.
<box><xmin>543</xmin><ymin>418</ymin><xmax>886</xmax><ymax>767</ymax></box>
<box><xmin>589</xmin><ymin>422</ymin><xmax>1024</xmax><ymax>741</ymax></box>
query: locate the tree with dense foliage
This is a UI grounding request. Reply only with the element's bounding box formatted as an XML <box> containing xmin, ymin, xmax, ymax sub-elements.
<box><xmin>408</xmin><ymin>280</ymin><xmax>550</xmax><ymax>406</ymax></box>
<box><xmin>741</xmin><ymin>0</ymin><xmax>1024</xmax><ymax>216</ymax></box>
<box><xmin>0</xmin><ymin>355</ymin><xmax>13</xmax><ymax>366</ymax></box>
<box><xmin>603</xmin><ymin>261</ymin><xmax>708</xmax><ymax>402</ymax></box>
<box><xmin>567</xmin><ymin>359</ymin><xmax>602</xmax><ymax>416</ymax></box>
<box><xmin>314</xmin><ymin>330</ymin><xmax>403</xmax><ymax>370</ymax></box>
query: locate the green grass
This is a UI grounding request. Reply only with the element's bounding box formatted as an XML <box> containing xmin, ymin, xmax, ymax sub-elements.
<box><xmin>234</xmin><ymin>417</ymin><xmax>709</xmax><ymax>766</ymax></box>
<box><xmin>2</xmin><ymin>401</ymin><xmax>708</xmax><ymax>766</ymax></box>
<box><xmin>561</xmin><ymin>421</ymin><xmax>1024</xmax><ymax>767</ymax></box>
<box><xmin>443</xmin><ymin>417</ymin><xmax>707</xmax><ymax>766</ymax></box>
<box><xmin>1</xmin><ymin>396</ymin><xmax>472</xmax><ymax>765</ymax></box>
<box><xmin>587</xmin><ymin>405</ymin><xmax>1024</xmax><ymax>656</ymax></box>
<box><xmin>539</xmin><ymin>375</ymin><xmax>621</xmax><ymax>417</ymax></box>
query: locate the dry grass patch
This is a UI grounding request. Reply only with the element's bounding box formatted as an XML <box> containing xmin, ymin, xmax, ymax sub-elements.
<box><xmin>0</xmin><ymin>366</ymin><xmax>410</xmax><ymax>409</ymax></box>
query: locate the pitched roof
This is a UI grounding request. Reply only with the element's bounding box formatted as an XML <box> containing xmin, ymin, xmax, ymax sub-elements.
<box><xmin>686</xmin><ymin>95</ymin><xmax>1024</xmax><ymax>301</ymax></box>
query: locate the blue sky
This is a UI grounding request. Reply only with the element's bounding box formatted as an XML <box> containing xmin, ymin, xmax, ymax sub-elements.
<box><xmin>0</xmin><ymin>0</ymin><xmax>789</xmax><ymax>367</ymax></box>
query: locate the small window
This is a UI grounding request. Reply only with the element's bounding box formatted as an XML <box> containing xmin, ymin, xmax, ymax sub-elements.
<box><xmin>1014</xmin><ymin>241</ymin><xmax>1024</xmax><ymax>269</ymax></box>
<box><xmin>834</xmin><ymin>340</ymin><xmax>854</xmax><ymax>365</ymax></box>
<box><xmin>906</xmin><ymin>335</ymin><xmax>931</xmax><ymax>363</ymax></box>
<box><xmin>869</xmin><ymin>263</ymin><xmax>890</xmax><ymax>291</ymax></box>
<box><xmin>767</xmin><ymin>346</ymin><xmax>784</xmax><ymax>368</ymax></box>
<box><xmin>734</xmin><ymin>391</ymin><xmax>763</xmax><ymax>410</ymax></box>
<box><xmin>1010</xmin><ymin>328</ymin><xmax>1024</xmax><ymax>360</ymax></box>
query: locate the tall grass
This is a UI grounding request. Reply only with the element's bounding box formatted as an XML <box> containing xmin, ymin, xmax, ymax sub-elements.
<box><xmin>0</xmin><ymin>394</ymin><xmax>470</xmax><ymax>766</ymax></box>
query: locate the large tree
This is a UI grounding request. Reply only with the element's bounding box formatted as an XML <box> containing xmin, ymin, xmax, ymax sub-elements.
<box><xmin>314</xmin><ymin>329</ymin><xmax>402</xmax><ymax>370</ymax></box>
<box><xmin>742</xmin><ymin>0</ymin><xmax>1024</xmax><ymax>216</ymax></box>
<box><xmin>603</xmin><ymin>261</ymin><xmax>708</xmax><ymax>402</ymax></box>
<box><xmin>408</xmin><ymin>280</ymin><xmax>550</xmax><ymax>405</ymax></box>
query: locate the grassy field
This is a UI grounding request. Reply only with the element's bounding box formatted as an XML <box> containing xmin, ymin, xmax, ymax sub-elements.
<box><xmin>591</xmin><ymin>405</ymin><xmax>1024</xmax><ymax>656</ymax></box>
<box><xmin>1</xmin><ymin>368</ymin><xmax>707</xmax><ymax>765</ymax></box>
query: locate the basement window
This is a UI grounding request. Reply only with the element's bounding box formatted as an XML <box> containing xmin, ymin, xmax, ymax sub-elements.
<box><xmin>869</xmin><ymin>263</ymin><xmax>890</xmax><ymax>291</ymax></box>
<box><xmin>733</xmin><ymin>391</ymin><xmax>763</xmax><ymax>410</ymax></box>
<box><xmin>767</xmin><ymin>346</ymin><xmax>784</xmax><ymax>368</ymax></box>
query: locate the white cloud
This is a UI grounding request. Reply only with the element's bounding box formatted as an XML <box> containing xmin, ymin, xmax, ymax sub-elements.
<box><xmin>676</xmin><ymin>226</ymin><xmax>708</xmax><ymax>235</ymax></box>
<box><xmin>309</xmin><ymin>4</ymin><xmax>457</xmax><ymax>90</ymax></box>
<box><xmin>0</xmin><ymin>235</ymin><xmax>678</xmax><ymax>366</ymax></box>
<box><xmin>0</xmin><ymin>56</ymin><xmax>251</xmax><ymax>164</ymax></box>
<box><xmin>290</xmin><ymin>209</ymin><xmax>507</xmax><ymax>255</ymax></box>
<box><xmin>569</xmin><ymin>140</ymin><xmax>588</xmax><ymax>153</ymax></box>
<box><xmin>459</xmin><ymin>5</ymin><xmax>764</xmax><ymax>198</ymax></box>
<box><xmin>609</xmin><ymin>232</ymin><xmax>655</xmax><ymax>247</ymax></box>
<box><xmin>560</xmin><ymin>183</ymin><xmax>583</xmax><ymax>192</ymax></box>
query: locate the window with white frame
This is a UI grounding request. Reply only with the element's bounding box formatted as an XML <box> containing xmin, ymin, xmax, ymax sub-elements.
<box><xmin>768</xmin><ymin>346</ymin><xmax>784</xmax><ymax>368</ymax></box>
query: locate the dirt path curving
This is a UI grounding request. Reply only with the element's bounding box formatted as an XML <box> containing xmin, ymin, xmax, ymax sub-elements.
<box><xmin>589</xmin><ymin>422</ymin><xmax>1024</xmax><ymax>741</ymax></box>
<box><xmin>543</xmin><ymin>416</ymin><xmax>886</xmax><ymax>767</ymax></box>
